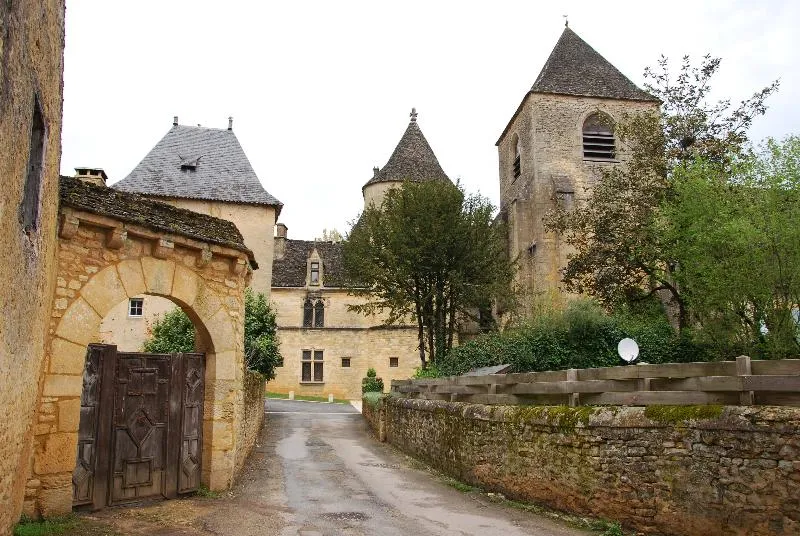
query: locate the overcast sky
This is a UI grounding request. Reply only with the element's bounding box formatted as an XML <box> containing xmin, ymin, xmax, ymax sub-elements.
<box><xmin>61</xmin><ymin>1</ymin><xmax>799</xmax><ymax>240</ymax></box>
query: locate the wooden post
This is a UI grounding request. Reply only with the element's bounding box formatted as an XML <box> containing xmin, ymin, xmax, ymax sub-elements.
<box><xmin>567</xmin><ymin>368</ymin><xmax>579</xmax><ymax>407</ymax></box>
<box><xmin>736</xmin><ymin>355</ymin><xmax>754</xmax><ymax>405</ymax></box>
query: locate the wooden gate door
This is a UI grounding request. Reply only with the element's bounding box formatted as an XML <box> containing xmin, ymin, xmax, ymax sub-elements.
<box><xmin>72</xmin><ymin>344</ymin><xmax>205</xmax><ymax>509</ymax></box>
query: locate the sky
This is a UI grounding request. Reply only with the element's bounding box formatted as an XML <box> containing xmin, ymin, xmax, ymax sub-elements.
<box><xmin>61</xmin><ymin>1</ymin><xmax>800</xmax><ymax>240</ymax></box>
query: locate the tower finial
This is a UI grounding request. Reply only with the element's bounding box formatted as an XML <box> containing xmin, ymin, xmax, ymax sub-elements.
<box><xmin>563</xmin><ymin>14</ymin><xmax>568</xmax><ymax>27</ymax></box>
<box><xmin>410</xmin><ymin>107</ymin><xmax>418</xmax><ymax>122</ymax></box>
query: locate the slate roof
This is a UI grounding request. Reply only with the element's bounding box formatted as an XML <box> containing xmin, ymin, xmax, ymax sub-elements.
<box><xmin>60</xmin><ymin>175</ymin><xmax>257</xmax><ymax>267</ymax></box>
<box><xmin>531</xmin><ymin>27</ymin><xmax>657</xmax><ymax>101</ymax></box>
<box><xmin>363</xmin><ymin>118</ymin><xmax>451</xmax><ymax>190</ymax></box>
<box><xmin>272</xmin><ymin>239</ymin><xmax>345</xmax><ymax>288</ymax></box>
<box><xmin>114</xmin><ymin>124</ymin><xmax>282</xmax><ymax>209</ymax></box>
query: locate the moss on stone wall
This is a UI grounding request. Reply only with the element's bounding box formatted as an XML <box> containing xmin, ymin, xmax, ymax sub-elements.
<box><xmin>510</xmin><ymin>405</ymin><xmax>596</xmax><ymax>430</ymax></box>
<box><xmin>643</xmin><ymin>404</ymin><xmax>723</xmax><ymax>423</ymax></box>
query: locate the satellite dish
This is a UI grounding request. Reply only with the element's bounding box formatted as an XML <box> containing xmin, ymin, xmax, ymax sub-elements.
<box><xmin>618</xmin><ymin>338</ymin><xmax>639</xmax><ymax>364</ymax></box>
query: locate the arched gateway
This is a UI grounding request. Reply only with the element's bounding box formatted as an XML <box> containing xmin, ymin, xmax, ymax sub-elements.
<box><xmin>25</xmin><ymin>176</ymin><xmax>256</xmax><ymax>517</ymax></box>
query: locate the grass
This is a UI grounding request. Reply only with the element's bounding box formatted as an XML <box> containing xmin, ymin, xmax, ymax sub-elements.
<box><xmin>194</xmin><ymin>484</ymin><xmax>221</xmax><ymax>499</ymax></box>
<box><xmin>266</xmin><ymin>391</ymin><xmax>349</xmax><ymax>404</ymax></box>
<box><xmin>14</xmin><ymin>515</ymin><xmax>119</xmax><ymax>536</ymax></box>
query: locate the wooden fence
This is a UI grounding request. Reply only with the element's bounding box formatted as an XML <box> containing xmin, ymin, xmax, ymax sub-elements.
<box><xmin>390</xmin><ymin>357</ymin><xmax>800</xmax><ymax>407</ymax></box>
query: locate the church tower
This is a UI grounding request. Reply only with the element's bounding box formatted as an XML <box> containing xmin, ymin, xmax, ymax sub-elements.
<box><xmin>496</xmin><ymin>26</ymin><xmax>659</xmax><ymax>311</ymax></box>
<box><xmin>363</xmin><ymin>108</ymin><xmax>451</xmax><ymax>210</ymax></box>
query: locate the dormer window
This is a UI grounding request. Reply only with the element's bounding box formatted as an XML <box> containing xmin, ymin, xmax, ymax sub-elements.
<box><xmin>179</xmin><ymin>155</ymin><xmax>201</xmax><ymax>171</ymax></box>
<box><xmin>583</xmin><ymin>113</ymin><xmax>616</xmax><ymax>160</ymax></box>
<box><xmin>310</xmin><ymin>261</ymin><xmax>320</xmax><ymax>285</ymax></box>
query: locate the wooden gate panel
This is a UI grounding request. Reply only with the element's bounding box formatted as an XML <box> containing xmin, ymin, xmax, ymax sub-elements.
<box><xmin>72</xmin><ymin>345</ymin><xmax>105</xmax><ymax>507</ymax></box>
<box><xmin>178</xmin><ymin>353</ymin><xmax>205</xmax><ymax>493</ymax></box>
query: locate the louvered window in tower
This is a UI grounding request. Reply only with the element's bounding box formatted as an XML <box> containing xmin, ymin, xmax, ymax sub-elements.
<box><xmin>582</xmin><ymin>113</ymin><xmax>616</xmax><ymax>160</ymax></box>
<box><xmin>512</xmin><ymin>134</ymin><xmax>521</xmax><ymax>179</ymax></box>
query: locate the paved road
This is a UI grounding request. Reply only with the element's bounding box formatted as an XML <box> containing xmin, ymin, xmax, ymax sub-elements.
<box><xmin>84</xmin><ymin>398</ymin><xmax>590</xmax><ymax>535</ymax></box>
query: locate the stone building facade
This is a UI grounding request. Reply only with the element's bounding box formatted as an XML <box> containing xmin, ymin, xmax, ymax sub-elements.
<box><xmin>0</xmin><ymin>1</ymin><xmax>66</xmax><ymax>532</ymax></box>
<box><xmin>99</xmin><ymin>120</ymin><xmax>282</xmax><ymax>351</ymax></box>
<box><xmin>269</xmin><ymin>113</ymin><xmax>451</xmax><ymax>399</ymax></box>
<box><xmin>496</xmin><ymin>27</ymin><xmax>659</xmax><ymax>313</ymax></box>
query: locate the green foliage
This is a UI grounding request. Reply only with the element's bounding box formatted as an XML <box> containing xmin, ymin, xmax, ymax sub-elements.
<box><xmin>435</xmin><ymin>300</ymin><xmax>708</xmax><ymax>377</ymax></box>
<box><xmin>194</xmin><ymin>484</ymin><xmax>220</xmax><ymax>499</ymax></box>
<box><xmin>590</xmin><ymin>520</ymin><xmax>625</xmax><ymax>536</ymax></box>
<box><xmin>413</xmin><ymin>363</ymin><xmax>442</xmax><ymax>378</ymax></box>
<box><xmin>643</xmin><ymin>405</ymin><xmax>723</xmax><ymax>423</ymax></box>
<box><xmin>664</xmin><ymin>139</ymin><xmax>800</xmax><ymax>358</ymax></box>
<box><xmin>14</xmin><ymin>516</ymin><xmax>78</xmax><ymax>536</ymax></box>
<box><xmin>243</xmin><ymin>289</ymin><xmax>282</xmax><ymax>380</ymax></box>
<box><xmin>344</xmin><ymin>179</ymin><xmax>514</xmax><ymax>368</ymax></box>
<box><xmin>362</xmin><ymin>371</ymin><xmax>385</xmax><ymax>393</ymax></box>
<box><xmin>143</xmin><ymin>290</ymin><xmax>282</xmax><ymax>379</ymax></box>
<box><xmin>545</xmin><ymin>55</ymin><xmax>779</xmax><ymax>331</ymax></box>
<box><xmin>142</xmin><ymin>307</ymin><xmax>194</xmax><ymax>353</ymax></box>
<box><xmin>362</xmin><ymin>391</ymin><xmax>385</xmax><ymax>408</ymax></box>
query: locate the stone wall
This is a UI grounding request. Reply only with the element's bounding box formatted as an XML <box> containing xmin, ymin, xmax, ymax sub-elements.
<box><xmin>235</xmin><ymin>370</ymin><xmax>266</xmax><ymax>476</ymax></box>
<box><xmin>375</xmin><ymin>397</ymin><xmax>800</xmax><ymax>536</ymax></box>
<box><xmin>0</xmin><ymin>1</ymin><xmax>65</xmax><ymax>532</ymax></box>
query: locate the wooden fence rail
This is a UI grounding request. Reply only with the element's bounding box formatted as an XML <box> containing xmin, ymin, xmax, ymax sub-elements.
<box><xmin>390</xmin><ymin>356</ymin><xmax>800</xmax><ymax>407</ymax></box>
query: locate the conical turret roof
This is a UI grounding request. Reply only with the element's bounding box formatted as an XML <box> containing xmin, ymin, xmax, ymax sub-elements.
<box><xmin>363</xmin><ymin>111</ymin><xmax>451</xmax><ymax>190</ymax></box>
<box><xmin>530</xmin><ymin>27</ymin><xmax>657</xmax><ymax>102</ymax></box>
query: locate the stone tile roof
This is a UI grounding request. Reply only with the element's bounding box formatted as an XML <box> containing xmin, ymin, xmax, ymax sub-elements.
<box><xmin>60</xmin><ymin>175</ymin><xmax>256</xmax><ymax>265</ymax></box>
<box><xmin>363</xmin><ymin>118</ymin><xmax>451</xmax><ymax>190</ymax></box>
<box><xmin>113</xmin><ymin>124</ymin><xmax>282</xmax><ymax>208</ymax></box>
<box><xmin>531</xmin><ymin>27</ymin><xmax>657</xmax><ymax>102</ymax></box>
<box><xmin>272</xmin><ymin>239</ymin><xmax>345</xmax><ymax>288</ymax></box>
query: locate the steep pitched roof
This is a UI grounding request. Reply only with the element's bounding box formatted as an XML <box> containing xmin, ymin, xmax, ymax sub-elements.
<box><xmin>114</xmin><ymin>124</ymin><xmax>282</xmax><ymax>209</ymax></box>
<box><xmin>363</xmin><ymin>116</ymin><xmax>451</xmax><ymax>190</ymax></box>
<box><xmin>272</xmin><ymin>240</ymin><xmax>345</xmax><ymax>288</ymax></box>
<box><xmin>531</xmin><ymin>27</ymin><xmax>657</xmax><ymax>101</ymax></box>
<box><xmin>60</xmin><ymin>176</ymin><xmax>257</xmax><ymax>267</ymax></box>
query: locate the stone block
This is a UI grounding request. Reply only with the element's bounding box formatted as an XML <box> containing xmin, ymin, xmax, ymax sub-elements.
<box><xmin>207</xmin><ymin>309</ymin><xmax>236</xmax><ymax>353</ymax></box>
<box><xmin>43</xmin><ymin>374</ymin><xmax>82</xmax><ymax>398</ymax></box>
<box><xmin>49</xmin><ymin>337</ymin><xmax>87</xmax><ymax>375</ymax></box>
<box><xmin>116</xmin><ymin>259</ymin><xmax>146</xmax><ymax>297</ymax></box>
<box><xmin>193</xmin><ymin>284</ymin><xmax>223</xmax><ymax>323</ymax></box>
<box><xmin>208</xmin><ymin>351</ymin><xmax>238</xmax><ymax>382</ymax></box>
<box><xmin>79</xmin><ymin>265</ymin><xmax>127</xmax><ymax>317</ymax></box>
<box><xmin>57</xmin><ymin>399</ymin><xmax>81</xmax><ymax>432</ymax></box>
<box><xmin>33</xmin><ymin>433</ymin><xmax>78</xmax><ymax>475</ymax></box>
<box><xmin>37</xmin><ymin>485</ymin><xmax>72</xmax><ymax>517</ymax></box>
<box><xmin>141</xmin><ymin>257</ymin><xmax>175</xmax><ymax>296</ymax></box>
<box><xmin>172</xmin><ymin>265</ymin><xmax>201</xmax><ymax>307</ymax></box>
<box><xmin>55</xmin><ymin>298</ymin><xmax>101</xmax><ymax>346</ymax></box>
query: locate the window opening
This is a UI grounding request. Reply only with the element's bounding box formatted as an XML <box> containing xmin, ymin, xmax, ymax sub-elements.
<box><xmin>512</xmin><ymin>134</ymin><xmax>521</xmax><ymax>179</ymax></box>
<box><xmin>128</xmin><ymin>298</ymin><xmax>144</xmax><ymax>317</ymax></box>
<box><xmin>314</xmin><ymin>300</ymin><xmax>325</xmax><ymax>328</ymax></box>
<box><xmin>582</xmin><ymin>113</ymin><xmax>616</xmax><ymax>160</ymax></box>
<box><xmin>302</xmin><ymin>350</ymin><xmax>324</xmax><ymax>382</ymax></box>
<box><xmin>310</xmin><ymin>261</ymin><xmax>320</xmax><ymax>285</ymax></box>
<box><xmin>389</xmin><ymin>357</ymin><xmax>399</xmax><ymax>368</ymax></box>
<box><xmin>303</xmin><ymin>299</ymin><xmax>313</xmax><ymax>327</ymax></box>
<box><xmin>341</xmin><ymin>357</ymin><xmax>351</xmax><ymax>368</ymax></box>
<box><xmin>21</xmin><ymin>94</ymin><xmax>46</xmax><ymax>232</ymax></box>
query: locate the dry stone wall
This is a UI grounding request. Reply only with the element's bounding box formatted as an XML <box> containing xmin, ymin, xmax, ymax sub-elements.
<box><xmin>375</xmin><ymin>397</ymin><xmax>800</xmax><ymax>536</ymax></box>
<box><xmin>236</xmin><ymin>370</ymin><xmax>266</xmax><ymax>476</ymax></box>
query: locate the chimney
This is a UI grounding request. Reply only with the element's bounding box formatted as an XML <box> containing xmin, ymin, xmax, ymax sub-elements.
<box><xmin>373</xmin><ymin>166</ymin><xmax>379</xmax><ymax>178</ymax></box>
<box><xmin>74</xmin><ymin>167</ymin><xmax>108</xmax><ymax>187</ymax></box>
<box><xmin>173</xmin><ymin>116</ymin><xmax>178</xmax><ymax>126</ymax></box>
<box><xmin>275</xmin><ymin>223</ymin><xmax>288</xmax><ymax>260</ymax></box>
<box><xmin>228</xmin><ymin>116</ymin><xmax>233</xmax><ymax>131</ymax></box>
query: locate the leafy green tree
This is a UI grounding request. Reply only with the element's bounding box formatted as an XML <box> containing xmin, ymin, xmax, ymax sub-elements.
<box><xmin>545</xmin><ymin>55</ymin><xmax>779</xmax><ymax>331</ymax></box>
<box><xmin>664</xmin><ymin>138</ymin><xmax>800</xmax><ymax>357</ymax></box>
<box><xmin>316</xmin><ymin>228</ymin><xmax>344</xmax><ymax>242</ymax></box>
<box><xmin>143</xmin><ymin>289</ymin><xmax>283</xmax><ymax>378</ymax></box>
<box><xmin>343</xmin><ymin>180</ymin><xmax>514</xmax><ymax>368</ymax></box>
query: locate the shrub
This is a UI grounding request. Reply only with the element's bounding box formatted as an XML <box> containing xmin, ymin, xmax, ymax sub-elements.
<box><xmin>435</xmin><ymin>300</ymin><xmax>709</xmax><ymax>377</ymax></box>
<box><xmin>362</xmin><ymin>367</ymin><xmax>385</xmax><ymax>393</ymax></box>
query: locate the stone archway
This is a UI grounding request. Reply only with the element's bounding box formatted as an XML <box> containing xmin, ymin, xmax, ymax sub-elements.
<box><xmin>23</xmin><ymin>177</ymin><xmax>256</xmax><ymax>517</ymax></box>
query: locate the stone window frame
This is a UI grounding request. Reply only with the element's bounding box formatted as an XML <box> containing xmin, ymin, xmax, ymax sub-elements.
<box><xmin>128</xmin><ymin>297</ymin><xmax>144</xmax><ymax>317</ymax></box>
<box><xmin>302</xmin><ymin>298</ymin><xmax>325</xmax><ymax>328</ymax></box>
<box><xmin>581</xmin><ymin>111</ymin><xmax>618</xmax><ymax>162</ymax></box>
<box><xmin>389</xmin><ymin>357</ymin><xmax>399</xmax><ymax>368</ymax></box>
<box><xmin>301</xmin><ymin>349</ymin><xmax>324</xmax><ymax>383</ymax></box>
<box><xmin>20</xmin><ymin>92</ymin><xmax>47</xmax><ymax>233</ymax></box>
<box><xmin>510</xmin><ymin>132</ymin><xmax>521</xmax><ymax>181</ymax></box>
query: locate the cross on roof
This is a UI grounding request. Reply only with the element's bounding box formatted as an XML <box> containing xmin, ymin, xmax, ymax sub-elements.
<box><xmin>410</xmin><ymin>108</ymin><xmax>418</xmax><ymax>122</ymax></box>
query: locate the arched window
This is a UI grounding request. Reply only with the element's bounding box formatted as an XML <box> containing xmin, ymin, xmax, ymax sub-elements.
<box><xmin>303</xmin><ymin>299</ymin><xmax>313</xmax><ymax>327</ymax></box>
<box><xmin>582</xmin><ymin>113</ymin><xmax>615</xmax><ymax>160</ymax></box>
<box><xmin>511</xmin><ymin>133</ymin><xmax>521</xmax><ymax>179</ymax></box>
<box><xmin>314</xmin><ymin>300</ymin><xmax>325</xmax><ymax>328</ymax></box>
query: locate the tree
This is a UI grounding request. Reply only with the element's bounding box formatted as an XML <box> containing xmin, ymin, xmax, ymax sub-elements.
<box><xmin>343</xmin><ymin>180</ymin><xmax>514</xmax><ymax>368</ymax></box>
<box><xmin>143</xmin><ymin>289</ymin><xmax>283</xmax><ymax>379</ymax></box>
<box><xmin>316</xmin><ymin>228</ymin><xmax>344</xmax><ymax>242</ymax></box>
<box><xmin>545</xmin><ymin>55</ymin><xmax>779</xmax><ymax>331</ymax></box>
<box><xmin>664</xmin><ymin>138</ymin><xmax>800</xmax><ymax>357</ymax></box>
